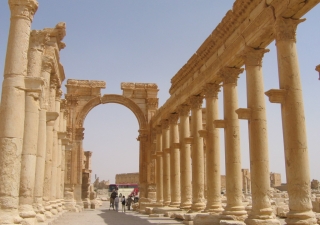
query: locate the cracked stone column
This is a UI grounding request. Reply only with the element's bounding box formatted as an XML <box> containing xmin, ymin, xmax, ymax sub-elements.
<box><xmin>177</xmin><ymin>104</ymin><xmax>192</xmax><ymax>210</ymax></box>
<box><xmin>238</xmin><ymin>47</ymin><xmax>280</xmax><ymax>225</ymax></box>
<box><xmin>155</xmin><ymin>125</ymin><xmax>164</xmax><ymax>204</ymax></box>
<box><xmin>218</xmin><ymin>67</ymin><xmax>247</xmax><ymax>221</ymax></box>
<box><xmin>203</xmin><ymin>83</ymin><xmax>223</xmax><ymax>213</ymax></box>
<box><xmin>169</xmin><ymin>113</ymin><xmax>180</xmax><ymax>207</ymax></box>
<box><xmin>0</xmin><ymin>0</ymin><xmax>38</xmax><ymax>223</ymax></box>
<box><xmin>189</xmin><ymin>95</ymin><xmax>206</xmax><ymax>212</ymax></box>
<box><xmin>19</xmin><ymin>78</ymin><xmax>43</xmax><ymax>225</ymax></box>
<box><xmin>265</xmin><ymin>17</ymin><xmax>316</xmax><ymax>225</ymax></box>
<box><xmin>161</xmin><ymin>119</ymin><xmax>171</xmax><ymax>206</ymax></box>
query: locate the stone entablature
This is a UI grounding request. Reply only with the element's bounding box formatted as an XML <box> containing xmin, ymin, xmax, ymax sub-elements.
<box><xmin>152</xmin><ymin>0</ymin><xmax>318</xmax><ymax>126</ymax></box>
<box><xmin>115</xmin><ymin>173</ymin><xmax>139</xmax><ymax>184</ymax></box>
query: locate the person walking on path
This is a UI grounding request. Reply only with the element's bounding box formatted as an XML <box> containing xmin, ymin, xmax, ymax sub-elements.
<box><xmin>121</xmin><ymin>196</ymin><xmax>126</xmax><ymax>212</ymax></box>
<box><xmin>114</xmin><ymin>195</ymin><xmax>119</xmax><ymax>212</ymax></box>
<box><xmin>109</xmin><ymin>189</ymin><xmax>117</xmax><ymax>210</ymax></box>
<box><xmin>127</xmin><ymin>195</ymin><xmax>133</xmax><ymax>211</ymax></box>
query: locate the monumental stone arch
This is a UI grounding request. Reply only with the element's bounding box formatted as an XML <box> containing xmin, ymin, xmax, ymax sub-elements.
<box><xmin>1</xmin><ymin>0</ymin><xmax>320</xmax><ymax>224</ymax></box>
<box><xmin>65</xmin><ymin>79</ymin><xmax>159</xmax><ymax>207</ymax></box>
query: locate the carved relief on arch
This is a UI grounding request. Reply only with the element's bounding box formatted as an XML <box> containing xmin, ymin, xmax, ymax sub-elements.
<box><xmin>100</xmin><ymin>94</ymin><xmax>147</xmax><ymax>130</ymax></box>
<box><xmin>75</xmin><ymin>96</ymin><xmax>102</xmax><ymax>128</ymax></box>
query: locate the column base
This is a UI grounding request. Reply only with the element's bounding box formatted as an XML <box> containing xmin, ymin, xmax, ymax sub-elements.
<box><xmin>163</xmin><ymin>201</ymin><xmax>171</xmax><ymax>206</ymax></box>
<box><xmin>244</xmin><ymin>218</ymin><xmax>281</xmax><ymax>225</ymax></box>
<box><xmin>169</xmin><ymin>201</ymin><xmax>181</xmax><ymax>208</ymax></box>
<box><xmin>190</xmin><ymin>202</ymin><xmax>206</xmax><ymax>212</ymax></box>
<box><xmin>0</xmin><ymin>210</ymin><xmax>22</xmax><ymax>225</ymax></box>
<box><xmin>205</xmin><ymin>204</ymin><xmax>224</xmax><ymax>213</ymax></box>
<box><xmin>19</xmin><ymin>204</ymin><xmax>37</xmax><ymax>225</ymax></box>
<box><xmin>180</xmin><ymin>201</ymin><xmax>192</xmax><ymax>210</ymax></box>
<box><xmin>285</xmin><ymin>210</ymin><xmax>317</xmax><ymax>225</ymax></box>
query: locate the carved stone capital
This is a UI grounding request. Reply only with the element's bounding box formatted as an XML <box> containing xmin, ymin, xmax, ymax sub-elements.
<box><xmin>56</xmin><ymin>89</ymin><xmax>63</xmax><ymax>100</ymax></box>
<box><xmin>29</xmin><ymin>30</ymin><xmax>49</xmax><ymax>51</ymax></box>
<box><xmin>203</xmin><ymin>83</ymin><xmax>220</xmax><ymax>98</ymax></box>
<box><xmin>75</xmin><ymin>128</ymin><xmax>85</xmax><ymax>141</ymax></box>
<box><xmin>218</xmin><ymin>67</ymin><xmax>244</xmax><ymax>85</ymax></box>
<box><xmin>50</xmin><ymin>77</ymin><xmax>59</xmax><ymax>90</ymax></box>
<box><xmin>274</xmin><ymin>17</ymin><xmax>306</xmax><ymax>43</ymax></box>
<box><xmin>160</xmin><ymin>119</ymin><xmax>169</xmax><ymax>130</ymax></box>
<box><xmin>66</xmin><ymin>96</ymin><xmax>78</xmax><ymax>107</ymax></box>
<box><xmin>147</xmin><ymin>98</ymin><xmax>158</xmax><ymax>110</ymax></box>
<box><xmin>169</xmin><ymin>113</ymin><xmax>179</xmax><ymax>125</ymax></box>
<box><xmin>315</xmin><ymin>64</ymin><xmax>320</xmax><ymax>73</ymax></box>
<box><xmin>60</xmin><ymin>99</ymin><xmax>67</xmax><ymax>110</ymax></box>
<box><xmin>137</xmin><ymin>130</ymin><xmax>148</xmax><ymax>142</ymax></box>
<box><xmin>9</xmin><ymin>0</ymin><xmax>38</xmax><ymax>21</ymax></box>
<box><xmin>189</xmin><ymin>95</ymin><xmax>203</xmax><ymax>110</ymax></box>
<box><xmin>176</xmin><ymin>104</ymin><xmax>190</xmax><ymax>117</ymax></box>
<box><xmin>242</xmin><ymin>47</ymin><xmax>270</xmax><ymax>67</ymax></box>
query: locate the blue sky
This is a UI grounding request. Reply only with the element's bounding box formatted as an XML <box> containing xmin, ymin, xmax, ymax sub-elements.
<box><xmin>0</xmin><ymin>1</ymin><xmax>319</xmax><ymax>184</ymax></box>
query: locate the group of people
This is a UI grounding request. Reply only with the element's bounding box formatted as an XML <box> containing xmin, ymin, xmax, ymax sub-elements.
<box><xmin>109</xmin><ymin>190</ymin><xmax>134</xmax><ymax>212</ymax></box>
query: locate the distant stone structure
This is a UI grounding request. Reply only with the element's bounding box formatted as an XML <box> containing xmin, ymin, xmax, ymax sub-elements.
<box><xmin>116</xmin><ymin>173</ymin><xmax>139</xmax><ymax>184</ymax></box>
<box><xmin>311</xmin><ymin>179</ymin><xmax>320</xmax><ymax>190</ymax></box>
<box><xmin>270</xmin><ymin>172</ymin><xmax>282</xmax><ymax>187</ymax></box>
<box><xmin>93</xmin><ymin>178</ymin><xmax>110</xmax><ymax>189</ymax></box>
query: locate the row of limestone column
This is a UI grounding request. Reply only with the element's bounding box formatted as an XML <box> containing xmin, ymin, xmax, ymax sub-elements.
<box><xmin>153</xmin><ymin>17</ymin><xmax>315</xmax><ymax>225</ymax></box>
<box><xmin>0</xmin><ymin>1</ymin><xmax>70</xmax><ymax>224</ymax></box>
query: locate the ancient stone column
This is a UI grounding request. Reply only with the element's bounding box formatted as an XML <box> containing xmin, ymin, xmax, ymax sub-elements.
<box><xmin>169</xmin><ymin>113</ymin><xmax>181</xmax><ymax>207</ymax></box>
<box><xmin>177</xmin><ymin>104</ymin><xmax>192</xmax><ymax>210</ymax></box>
<box><xmin>265</xmin><ymin>17</ymin><xmax>316</xmax><ymax>225</ymax></box>
<box><xmin>189</xmin><ymin>95</ymin><xmax>206</xmax><ymax>212</ymax></box>
<box><xmin>138</xmin><ymin>129</ymin><xmax>148</xmax><ymax>199</ymax></box>
<box><xmin>33</xmin><ymin>46</ymin><xmax>52</xmax><ymax>224</ymax></box>
<box><xmin>0</xmin><ymin>0</ymin><xmax>38</xmax><ymax>223</ymax></box>
<box><xmin>43</xmin><ymin>112</ymin><xmax>58</xmax><ymax>218</ymax></box>
<box><xmin>218</xmin><ymin>67</ymin><xmax>247</xmax><ymax>220</ymax></box>
<box><xmin>57</xmin><ymin>132</ymin><xmax>66</xmax><ymax>199</ymax></box>
<box><xmin>238</xmin><ymin>47</ymin><xmax>280</xmax><ymax>225</ymax></box>
<box><xmin>161</xmin><ymin>119</ymin><xmax>171</xmax><ymax>206</ymax></box>
<box><xmin>203</xmin><ymin>83</ymin><xmax>223</xmax><ymax>213</ymax></box>
<box><xmin>19</xmin><ymin>79</ymin><xmax>43</xmax><ymax>225</ymax></box>
<box><xmin>155</xmin><ymin>125</ymin><xmax>164</xmax><ymax>204</ymax></box>
<box><xmin>61</xmin><ymin>138</ymin><xmax>69</xmax><ymax>199</ymax></box>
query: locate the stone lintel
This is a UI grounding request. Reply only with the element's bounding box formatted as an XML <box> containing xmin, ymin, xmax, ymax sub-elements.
<box><xmin>58</xmin><ymin>131</ymin><xmax>67</xmax><ymax>139</ymax></box>
<box><xmin>213</xmin><ymin>120</ymin><xmax>226</xmax><ymax>128</ymax></box>
<box><xmin>185</xmin><ymin>137</ymin><xmax>194</xmax><ymax>144</ymax></box>
<box><xmin>198</xmin><ymin>130</ymin><xmax>207</xmax><ymax>138</ymax></box>
<box><xmin>46</xmin><ymin>112</ymin><xmax>59</xmax><ymax>122</ymax></box>
<box><xmin>265</xmin><ymin>89</ymin><xmax>287</xmax><ymax>104</ymax></box>
<box><xmin>235</xmin><ymin>108</ymin><xmax>252</xmax><ymax>120</ymax></box>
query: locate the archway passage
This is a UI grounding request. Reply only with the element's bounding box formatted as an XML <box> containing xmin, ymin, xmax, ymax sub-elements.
<box><xmin>65</xmin><ymin>80</ymin><xmax>158</xmax><ymax>205</ymax></box>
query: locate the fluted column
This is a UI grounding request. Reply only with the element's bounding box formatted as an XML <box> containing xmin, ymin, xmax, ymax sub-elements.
<box><xmin>169</xmin><ymin>113</ymin><xmax>180</xmax><ymax>207</ymax></box>
<box><xmin>239</xmin><ymin>47</ymin><xmax>280</xmax><ymax>225</ymax></box>
<box><xmin>203</xmin><ymin>83</ymin><xmax>223</xmax><ymax>213</ymax></box>
<box><xmin>218</xmin><ymin>67</ymin><xmax>247</xmax><ymax>220</ymax></box>
<box><xmin>155</xmin><ymin>125</ymin><xmax>164</xmax><ymax>204</ymax></box>
<box><xmin>266</xmin><ymin>17</ymin><xmax>316</xmax><ymax>225</ymax></box>
<box><xmin>189</xmin><ymin>95</ymin><xmax>206</xmax><ymax>212</ymax></box>
<box><xmin>161</xmin><ymin>119</ymin><xmax>171</xmax><ymax>206</ymax></box>
<box><xmin>0</xmin><ymin>0</ymin><xmax>38</xmax><ymax>223</ymax></box>
<box><xmin>177</xmin><ymin>104</ymin><xmax>192</xmax><ymax>210</ymax></box>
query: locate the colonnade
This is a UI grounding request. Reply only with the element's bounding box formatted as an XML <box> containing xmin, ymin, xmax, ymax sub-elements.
<box><xmin>0</xmin><ymin>1</ymin><xmax>71</xmax><ymax>224</ymax></box>
<box><xmin>151</xmin><ymin>17</ymin><xmax>316</xmax><ymax>224</ymax></box>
